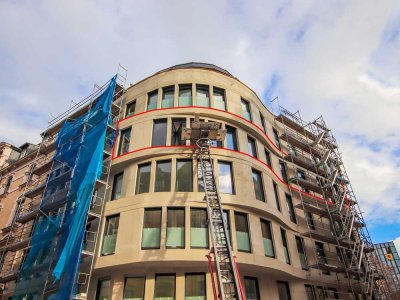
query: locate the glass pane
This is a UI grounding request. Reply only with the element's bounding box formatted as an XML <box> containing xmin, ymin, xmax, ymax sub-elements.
<box><xmin>167</xmin><ymin>209</ymin><xmax>185</xmax><ymax>248</ymax></box>
<box><xmin>235</xmin><ymin>213</ymin><xmax>250</xmax><ymax>252</ymax></box>
<box><xmin>273</xmin><ymin>128</ymin><xmax>281</xmax><ymax>150</ymax></box>
<box><xmin>179</xmin><ymin>84</ymin><xmax>192</xmax><ymax>106</ymax></box>
<box><xmin>286</xmin><ymin>194</ymin><xmax>297</xmax><ymax>223</ymax></box>
<box><xmin>281</xmin><ymin>229</ymin><xmax>290</xmax><ymax>264</ymax></box>
<box><xmin>96</xmin><ymin>279</ymin><xmax>110</xmax><ymax>300</ymax></box>
<box><xmin>119</xmin><ymin>128</ymin><xmax>131</xmax><ymax>155</ymax></box>
<box><xmin>248</xmin><ymin>137</ymin><xmax>257</xmax><ymax>158</ymax></box>
<box><xmin>196</xmin><ymin>85</ymin><xmax>210</xmax><ymax>107</ymax></box>
<box><xmin>265</xmin><ymin>149</ymin><xmax>272</xmax><ymax>167</ymax></box>
<box><xmin>191</xmin><ymin>209</ymin><xmax>208</xmax><ymax>248</ymax></box>
<box><xmin>244</xmin><ymin>277</ymin><xmax>260</xmax><ymax>300</ymax></box>
<box><xmin>162</xmin><ymin>86</ymin><xmax>174</xmax><ymax>108</ymax></box>
<box><xmin>171</xmin><ymin>118</ymin><xmax>186</xmax><ymax>146</ymax></box>
<box><xmin>213</xmin><ymin>87</ymin><xmax>226</xmax><ymax>110</ymax></box>
<box><xmin>277</xmin><ymin>282</ymin><xmax>291</xmax><ymax>300</ymax></box>
<box><xmin>261</xmin><ymin>220</ymin><xmax>274</xmax><ymax>257</ymax></box>
<box><xmin>296</xmin><ymin>237</ymin><xmax>308</xmax><ymax>269</ymax></box>
<box><xmin>136</xmin><ymin>163</ymin><xmax>151</xmax><ymax>194</ymax></box>
<box><xmin>280</xmin><ymin>161</ymin><xmax>288</xmax><ymax>183</ymax></box>
<box><xmin>155</xmin><ymin>161</ymin><xmax>171</xmax><ymax>192</ymax></box>
<box><xmin>147</xmin><ymin>90</ymin><xmax>158</xmax><ymax>111</ymax></box>
<box><xmin>126</xmin><ymin>101</ymin><xmax>136</xmax><ymax>117</ymax></box>
<box><xmin>101</xmin><ymin>215</ymin><xmax>119</xmax><ymax>255</ymax></box>
<box><xmin>197</xmin><ymin>160</ymin><xmax>204</xmax><ymax>192</ymax></box>
<box><xmin>218</xmin><ymin>162</ymin><xmax>234</xmax><ymax>194</ymax></box>
<box><xmin>111</xmin><ymin>173</ymin><xmax>123</xmax><ymax>200</ymax></box>
<box><xmin>123</xmin><ymin>277</ymin><xmax>145</xmax><ymax>300</ymax></box>
<box><xmin>260</xmin><ymin>113</ymin><xmax>266</xmax><ymax>132</ymax></box>
<box><xmin>142</xmin><ymin>209</ymin><xmax>161</xmax><ymax>249</ymax></box>
<box><xmin>154</xmin><ymin>275</ymin><xmax>175</xmax><ymax>299</ymax></box>
<box><xmin>226</xmin><ymin>126</ymin><xmax>238</xmax><ymax>151</ymax></box>
<box><xmin>185</xmin><ymin>274</ymin><xmax>206</xmax><ymax>299</ymax></box>
<box><xmin>252</xmin><ymin>170</ymin><xmax>265</xmax><ymax>201</ymax></box>
<box><xmin>273</xmin><ymin>182</ymin><xmax>281</xmax><ymax>211</ymax></box>
<box><xmin>176</xmin><ymin>160</ymin><xmax>193</xmax><ymax>192</ymax></box>
<box><xmin>241</xmin><ymin>99</ymin><xmax>252</xmax><ymax>121</ymax></box>
<box><xmin>152</xmin><ymin>119</ymin><xmax>167</xmax><ymax>146</ymax></box>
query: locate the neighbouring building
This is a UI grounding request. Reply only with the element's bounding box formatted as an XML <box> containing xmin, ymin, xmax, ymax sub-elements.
<box><xmin>375</xmin><ymin>241</ymin><xmax>400</xmax><ymax>296</ymax></box>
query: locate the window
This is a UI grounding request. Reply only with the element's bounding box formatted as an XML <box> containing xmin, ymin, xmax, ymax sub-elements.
<box><xmin>142</xmin><ymin>208</ymin><xmax>162</xmax><ymax>249</ymax></box>
<box><xmin>277</xmin><ymin>281</ymin><xmax>291</xmax><ymax>300</ymax></box>
<box><xmin>155</xmin><ymin>160</ymin><xmax>171</xmax><ymax>192</ymax></box>
<box><xmin>296</xmin><ymin>236</ymin><xmax>308</xmax><ymax>270</ymax></box>
<box><xmin>235</xmin><ymin>212</ymin><xmax>251</xmax><ymax>252</ymax></box>
<box><xmin>185</xmin><ymin>273</ymin><xmax>206</xmax><ymax>300</ymax></box>
<box><xmin>315</xmin><ymin>242</ymin><xmax>329</xmax><ymax>274</ymax></box>
<box><xmin>260</xmin><ymin>112</ymin><xmax>266</xmax><ymax>132</ymax></box>
<box><xmin>191</xmin><ymin>208</ymin><xmax>208</xmax><ymax>248</ymax></box>
<box><xmin>171</xmin><ymin>118</ymin><xmax>186</xmax><ymax>146</ymax></box>
<box><xmin>306</xmin><ymin>212</ymin><xmax>316</xmax><ymax>230</ymax></box>
<box><xmin>289</xmin><ymin>145</ymin><xmax>297</xmax><ymax>156</ymax></box>
<box><xmin>147</xmin><ymin>90</ymin><xmax>158</xmax><ymax>110</ymax></box>
<box><xmin>247</xmin><ymin>136</ymin><xmax>257</xmax><ymax>158</ymax></box>
<box><xmin>101</xmin><ymin>215</ymin><xmax>119</xmax><ymax>255</ymax></box>
<box><xmin>241</xmin><ymin>98</ymin><xmax>252</xmax><ymax>121</ymax></box>
<box><xmin>176</xmin><ymin>160</ymin><xmax>193</xmax><ymax>192</ymax></box>
<box><xmin>264</xmin><ymin>148</ymin><xmax>272</xmax><ymax>167</ymax></box>
<box><xmin>197</xmin><ymin>160</ymin><xmax>204</xmax><ymax>193</ymax></box>
<box><xmin>154</xmin><ymin>274</ymin><xmax>175</xmax><ymax>300</ymax></box>
<box><xmin>125</xmin><ymin>101</ymin><xmax>136</xmax><ymax>117</ymax></box>
<box><xmin>223</xmin><ymin>210</ymin><xmax>232</xmax><ymax>245</ymax></box>
<box><xmin>226</xmin><ymin>126</ymin><xmax>238</xmax><ymax>151</ymax></box>
<box><xmin>285</xmin><ymin>194</ymin><xmax>297</xmax><ymax>223</ymax></box>
<box><xmin>261</xmin><ymin>219</ymin><xmax>275</xmax><ymax>257</ymax></box>
<box><xmin>123</xmin><ymin>277</ymin><xmax>145</xmax><ymax>300</ymax></box>
<box><xmin>162</xmin><ymin>85</ymin><xmax>174</xmax><ymax>108</ymax></box>
<box><xmin>273</xmin><ymin>181</ymin><xmax>281</xmax><ymax>211</ymax></box>
<box><xmin>152</xmin><ymin>119</ymin><xmax>167</xmax><ymax>146</ymax></box>
<box><xmin>213</xmin><ymin>87</ymin><xmax>226</xmax><ymax>110</ymax></box>
<box><xmin>96</xmin><ymin>279</ymin><xmax>111</xmax><ymax>300</ymax></box>
<box><xmin>179</xmin><ymin>84</ymin><xmax>192</xmax><ymax>106</ymax></box>
<box><xmin>218</xmin><ymin>161</ymin><xmax>234</xmax><ymax>194</ymax></box>
<box><xmin>305</xmin><ymin>285</ymin><xmax>316</xmax><ymax>300</ymax></box>
<box><xmin>279</xmin><ymin>161</ymin><xmax>288</xmax><ymax>183</ymax></box>
<box><xmin>273</xmin><ymin>128</ymin><xmax>281</xmax><ymax>150</ymax></box>
<box><xmin>166</xmin><ymin>208</ymin><xmax>185</xmax><ymax>249</ymax></box>
<box><xmin>136</xmin><ymin>163</ymin><xmax>151</xmax><ymax>194</ymax></box>
<box><xmin>297</xmin><ymin>169</ymin><xmax>306</xmax><ymax>180</ymax></box>
<box><xmin>326</xmin><ymin>288</ymin><xmax>339</xmax><ymax>299</ymax></box>
<box><xmin>244</xmin><ymin>277</ymin><xmax>260</xmax><ymax>300</ymax></box>
<box><xmin>111</xmin><ymin>173</ymin><xmax>123</xmax><ymax>201</ymax></box>
<box><xmin>118</xmin><ymin>128</ymin><xmax>131</xmax><ymax>155</ymax></box>
<box><xmin>252</xmin><ymin>169</ymin><xmax>265</xmax><ymax>202</ymax></box>
<box><xmin>280</xmin><ymin>228</ymin><xmax>291</xmax><ymax>264</ymax></box>
<box><xmin>316</xmin><ymin>287</ymin><xmax>326</xmax><ymax>299</ymax></box>
<box><xmin>196</xmin><ymin>84</ymin><xmax>210</xmax><ymax>107</ymax></box>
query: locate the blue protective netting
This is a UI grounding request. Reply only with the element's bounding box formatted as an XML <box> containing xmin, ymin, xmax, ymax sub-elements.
<box><xmin>13</xmin><ymin>76</ymin><xmax>117</xmax><ymax>299</ymax></box>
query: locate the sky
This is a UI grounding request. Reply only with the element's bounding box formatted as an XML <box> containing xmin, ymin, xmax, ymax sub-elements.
<box><xmin>0</xmin><ymin>0</ymin><xmax>399</xmax><ymax>247</ymax></box>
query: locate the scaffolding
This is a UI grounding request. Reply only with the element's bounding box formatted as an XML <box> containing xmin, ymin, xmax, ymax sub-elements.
<box><xmin>0</xmin><ymin>66</ymin><xmax>127</xmax><ymax>299</ymax></box>
<box><xmin>276</xmin><ymin>107</ymin><xmax>391</xmax><ymax>299</ymax></box>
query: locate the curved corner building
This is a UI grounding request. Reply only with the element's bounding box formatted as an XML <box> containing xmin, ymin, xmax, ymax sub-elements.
<box><xmin>87</xmin><ymin>63</ymin><xmax>387</xmax><ymax>300</ymax></box>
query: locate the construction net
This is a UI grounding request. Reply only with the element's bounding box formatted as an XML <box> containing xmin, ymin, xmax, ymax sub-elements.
<box><xmin>13</xmin><ymin>76</ymin><xmax>116</xmax><ymax>299</ymax></box>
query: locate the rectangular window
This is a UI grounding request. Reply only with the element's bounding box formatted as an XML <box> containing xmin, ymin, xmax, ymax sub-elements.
<box><xmin>142</xmin><ymin>208</ymin><xmax>162</xmax><ymax>249</ymax></box>
<box><xmin>315</xmin><ymin>242</ymin><xmax>329</xmax><ymax>274</ymax></box>
<box><xmin>261</xmin><ymin>219</ymin><xmax>275</xmax><ymax>257</ymax></box>
<box><xmin>152</xmin><ymin>119</ymin><xmax>167</xmax><ymax>146</ymax></box>
<box><xmin>235</xmin><ymin>212</ymin><xmax>251</xmax><ymax>252</ymax></box>
<box><xmin>280</xmin><ymin>228</ymin><xmax>291</xmax><ymax>264</ymax></box>
<box><xmin>176</xmin><ymin>160</ymin><xmax>193</xmax><ymax>192</ymax></box>
<box><xmin>147</xmin><ymin>89</ymin><xmax>158</xmax><ymax>111</ymax></box>
<box><xmin>277</xmin><ymin>281</ymin><xmax>292</xmax><ymax>300</ymax></box>
<box><xmin>111</xmin><ymin>172</ymin><xmax>123</xmax><ymax>201</ymax></box>
<box><xmin>305</xmin><ymin>285</ymin><xmax>316</xmax><ymax>300</ymax></box>
<box><xmin>123</xmin><ymin>277</ymin><xmax>145</xmax><ymax>300</ymax></box>
<box><xmin>297</xmin><ymin>169</ymin><xmax>306</xmax><ymax>180</ymax></box>
<box><xmin>155</xmin><ymin>160</ymin><xmax>171</xmax><ymax>192</ymax></box>
<box><xmin>285</xmin><ymin>194</ymin><xmax>297</xmax><ymax>223</ymax></box>
<box><xmin>185</xmin><ymin>273</ymin><xmax>206</xmax><ymax>300</ymax></box>
<box><xmin>306</xmin><ymin>212</ymin><xmax>316</xmax><ymax>230</ymax></box>
<box><xmin>223</xmin><ymin>210</ymin><xmax>232</xmax><ymax>245</ymax></box>
<box><xmin>226</xmin><ymin>126</ymin><xmax>238</xmax><ymax>151</ymax></box>
<box><xmin>264</xmin><ymin>148</ymin><xmax>272</xmax><ymax>167</ymax></box>
<box><xmin>101</xmin><ymin>215</ymin><xmax>119</xmax><ymax>255</ymax></box>
<box><xmin>125</xmin><ymin>101</ymin><xmax>136</xmax><ymax>117</ymax></box>
<box><xmin>326</xmin><ymin>288</ymin><xmax>339</xmax><ymax>299</ymax></box>
<box><xmin>196</xmin><ymin>84</ymin><xmax>210</xmax><ymax>107</ymax></box>
<box><xmin>273</xmin><ymin>128</ymin><xmax>281</xmax><ymax>150</ymax></box>
<box><xmin>118</xmin><ymin>128</ymin><xmax>131</xmax><ymax>155</ymax></box>
<box><xmin>179</xmin><ymin>84</ymin><xmax>192</xmax><ymax>106</ymax></box>
<box><xmin>316</xmin><ymin>287</ymin><xmax>326</xmax><ymax>299</ymax></box>
<box><xmin>296</xmin><ymin>236</ymin><xmax>308</xmax><ymax>270</ymax></box>
<box><xmin>252</xmin><ymin>169</ymin><xmax>265</xmax><ymax>202</ymax></box>
<box><xmin>213</xmin><ymin>87</ymin><xmax>226</xmax><ymax>110</ymax></box>
<box><xmin>247</xmin><ymin>136</ymin><xmax>257</xmax><ymax>158</ymax></box>
<box><xmin>166</xmin><ymin>208</ymin><xmax>185</xmax><ymax>249</ymax></box>
<box><xmin>218</xmin><ymin>161</ymin><xmax>234</xmax><ymax>194</ymax></box>
<box><xmin>279</xmin><ymin>161</ymin><xmax>288</xmax><ymax>183</ymax></box>
<box><xmin>273</xmin><ymin>181</ymin><xmax>281</xmax><ymax>211</ymax></box>
<box><xmin>197</xmin><ymin>160</ymin><xmax>204</xmax><ymax>193</ymax></box>
<box><xmin>190</xmin><ymin>208</ymin><xmax>208</xmax><ymax>248</ymax></box>
<box><xmin>171</xmin><ymin>118</ymin><xmax>186</xmax><ymax>146</ymax></box>
<box><xmin>162</xmin><ymin>85</ymin><xmax>174</xmax><ymax>108</ymax></box>
<box><xmin>154</xmin><ymin>274</ymin><xmax>175</xmax><ymax>300</ymax></box>
<box><xmin>241</xmin><ymin>98</ymin><xmax>252</xmax><ymax>121</ymax></box>
<box><xmin>96</xmin><ymin>279</ymin><xmax>111</xmax><ymax>300</ymax></box>
<box><xmin>260</xmin><ymin>112</ymin><xmax>266</xmax><ymax>132</ymax></box>
<box><xmin>244</xmin><ymin>277</ymin><xmax>260</xmax><ymax>300</ymax></box>
<box><xmin>136</xmin><ymin>163</ymin><xmax>151</xmax><ymax>194</ymax></box>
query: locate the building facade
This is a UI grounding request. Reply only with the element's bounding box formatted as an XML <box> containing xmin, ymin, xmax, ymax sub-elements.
<box><xmin>375</xmin><ymin>241</ymin><xmax>400</xmax><ymax>296</ymax></box>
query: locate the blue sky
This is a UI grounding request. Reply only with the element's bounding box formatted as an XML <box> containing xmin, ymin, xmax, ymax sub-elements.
<box><xmin>0</xmin><ymin>0</ymin><xmax>399</xmax><ymax>248</ymax></box>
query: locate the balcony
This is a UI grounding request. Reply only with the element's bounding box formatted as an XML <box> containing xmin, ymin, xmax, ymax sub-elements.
<box><xmin>32</xmin><ymin>158</ymin><xmax>53</xmax><ymax>176</ymax></box>
<box><xmin>280</xmin><ymin>132</ymin><xmax>322</xmax><ymax>156</ymax></box>
<box><xmin>24</xmin><ymin>182</ymin><xmax>46</xmax><ymax>199</ymax></box>
<box><xmin>41</xmin><ymin>182</ymin><xmax>70</xmax><ymax>212</ymax></box>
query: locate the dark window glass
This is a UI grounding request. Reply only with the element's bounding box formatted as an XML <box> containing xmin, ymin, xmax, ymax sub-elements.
<box><xmin>166</xmin><ymin>208</ymin><xmax>185</xmax><ymax>249</ymax></box>
<box><xmin>118</xmin><ymin>128</ymin><xmax>131</xmax><ymax>155</ymax></box>
<box><xmin>316</xmin><ymin>287</ymin><xmax>326</xmax><ymax>299</ymax></box>
<box><xmin>154</xmin><ymin>274</ymin><xmax>175</xmax><ymax>299</ymax></box>
<box><xmin>191</xmin><ymin>208</ymin><xmax>208</xmax><ymax>248</ymax></box>
<box><xmin>147</xmin><ymin>90</ymin><xmax>158</xmax><ymax>111</ymax></box>
<box><xmin>265</xmin><ymin>148</ymin><xmax>272</xmax><ymax>167</ymax></box>
<box><xmin>273</xmin><ymin>181</ymin><xmax>281</xmax><ymax>211</ymax></box>
<box><xmin>136</xmin><ymin>163</ymin><xmax>151</xmax><ymax>194</ymax></box>
<box><xmin>185</xmin><ymin>273</ymin><xmax>206</xmax><ymax>298</ymax></box>
<box><xmin>315</xmin><ymin>242</ymin><xmax>329</xmax><ymax>275</ymax></box>
<box><xmin>281</xmin><ymin>228</ymin><xmax>291</xmax><ymax>264</ymax></box>
<box><xmin>179</xmin><ymin>84</ymin><xmax>192</xmax><ymax>106</ymax></box>
<box><xmin>176</xmin><ymin>160</ymin><xmax>193</xmax><ymax>192</ymax></box>
<box><xmin>260</xmin><ymin>113</ymin><xmax>266</xmax><ymax>132</ymax></box>
<box><xmin>226</xmin><ymin>126</ymin><xmax>238</xmax><ymax>151</ymax></box>
<box><xmin>162</xmin><ymin>85</ymin><xmax>174</xmax><ymax>108</ymax></box>
<box><xmin>305</xmin><ymin>285</ymin><xmax>316</xmax><ymax>300</ymax></box>
<box><xmin>152</xmin><ymin>119</ymin><xmax>167</xmax><ymax>146</ymax></box>
<box><xmin>285</xmin><ymin>194</ymin><xmax>297</xmax><ymax>223</ymax></box>
<box><xmin>125</xmin><ymin>101</ymin><xmax>136</xmax><ymax>117</ymax></box>
<box><xmin>277</xmin><ymin>281</ymin><xmax>292</xmax><ymax>300</ymax></box>
<box><xmin>280</xmin><ymin>161</ymin><xmax>288</xmax><ymax>183</ymax></box>
<box><xmin>218</xmin><ymin>161</ymin><xmax>234</xmax><ymax>194</ymax></box>
<box><xmin>248</xmin><ymin>136</ymin><xmax>257</xmax><ymax>158</ymax></box>
<box><xmin>142</xmin><ymin>208</ymin><xmax>162</xmax><ymax>249</ymax></box>
<box><xmin>123</xmin><ymin>277</ymin><xmax>145</xmax><ymax>300</ymax></box>
<box><xmin>252</xmin><ymin>169</ymin><xmax>265</xmax><ymax>202</ymax></box>
<box><xmin>155</xmin><ymin>160</ymin><xmax>171</xmax><ymax>192</ymax></box>
<box><xmin>296</xmin><ymin>236</ymin><xmax>308</xmax><ymax>270</ymax></box>
<box><xmin>196</xmin><ymin>84</ymin><xmax>210</xmax><ymax>107</ymax></box>
<box><xmin>101</xmin><ymin>215</ymin><xmax>119</xmax><ymax>256</ymax></box>
<box><xmin>261</xmin><ymin>219</ymin><xmax>275</xmax><ymax>257</ymax></box>
<box><xmin>96</xmin><ymin>279</ymin><xmax>111</xmax><ymax>300</ymax></box>
<box><xmin>197</xmin><ymin>159</ymin><xmax>204</xmax><ymax>193</ymax></box>
<box><xmin>326</xmin><ymin>288</ymin><xmax>339</xmax><ymax>299</ymax></box>
<box><xmin>213</xmin><ymin>87</ymin><xmax>226</xmax><ymax>110</ymax></box>
<box><xmin>171</xmin><ymin>118</ymin><xmax>186</xmax><ymax>146</ymax></box>
<box><xmin>111</xmin><ymin>172</ymin><xmax>123</xmax><ymax>201</ymax></box>
<box><xmin>244</xmin><ymin>277</ymin><xmax>260</xmax><ymax>300</ymax></box>
<box><xmin>241</xmin><ymin>98</ymin><xmax>252</xmax><ymax>121</ymax></box>
<box><xmin>306</xmin><ymin>212</ymin><xmax>315</xmax><ymax>230</ymax></box>
<box><xmin>273</xmin><ymin>128</ymin><xmax>281</xmax><ymax>150</ymax></box>
<box><xmin>223</xmin><ymin>210</ymin><xmax>232</xmax><ymax>246</ymax></box>
<box><xmin>235</xmin><ymin>212</ymin><xmax>251</xmax><ymax>252</ymax></box>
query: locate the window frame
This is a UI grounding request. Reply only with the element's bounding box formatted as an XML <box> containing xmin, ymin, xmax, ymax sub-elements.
<box><xmin>101</xmin><ymin>214</ymin><xmax>120</xmax><ymax>256</ymax></box>
<box><xmin>125</xmin><ymin>100</ymin><xmax>136</xmax><ymax>118</ymax></box>
<box><xmin>154</xmin><ymin>160</ymin><xmax>172</xmax><ymax>192</ymax></box>
<box><xmin>261</xmin><ymin>219</ymin><xmax>275</xmax><ymax>258</ymax></box>
<box><xmin>252</xmin><ymin>169</ymin><xmax>265</xmax><ymax>202</ymax></box>
<box><xmin>118</xmin><ymin>127</ymin><xmax>131</xmax><ymax>156</ymax></box>
<box><xmin>225</xmin><ymin>125</ymin><xmax>238</xmax><ymax>151</ymax></box>
<box><xmin>166</xmin><ymin>207</ymin><xmax>185</xmax><ymax>249</ymax></box>
<box><xmin>218</xmin><ymin>161</ymin><xmax>235</xmax><ymax>194</ymax></box>
<box><xmin>123</xmin><ymin>277</ymin><xmax>146</xmax><ymax>300</ymax></box>
<box><xmin>154</xmin><ymin>274</ymin><xmax>176</xmax><ymax>299</ymax></box>
<box><xmin>111</xmin><ymin>172</ymin><xmax>123</xmax><ymax>201</ymax></box>
<box><xmin>135</xmin><ymin>163</ymin><xmax>151</xmax><ymax>194</ymax></box>
<box><xmin>244</xmin><ymin>276</ymin><xmax>260</xmax><ymax>300</ymax></box>
<box><xmin>176</xmin><ymin>159</ymin><xmax>193</xmax><ymax>192</ymax></box>
<box><xmin>285</xmin><ymin>193</ymin><xmax>297</xmax><ymax>224</ymax></box>
<box><xmin>247</xmin><ymin>136</ymin><xmax>258</xmax><ymax>158</ymax></box>
<box><xmin>147</xmin><ymin>89</ymin><xmax>158</xmax><ymax>111</ymax></box>
<box><xmin>185</xmin><ymin>273</ymin><xmax>206</xmax><ymax>299</ymax></box>
<box><xmin>234</xmin><ymin>212</ymin><xmax>252</xmax><ymax>253</ymax></box>
<box><xmin>241</xmin><ymin>98</ymin><xmax>252</xmax><ymax>121</ymax></box>
<box><xmin>152</xmin><ymin>119</ymin><xmax>168</xmax><ymax>147</ymax></box>
<box><xmin>142</xmin><ymin>208</ymin><xmax>162</xmax><ymax>250</ymax></box>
